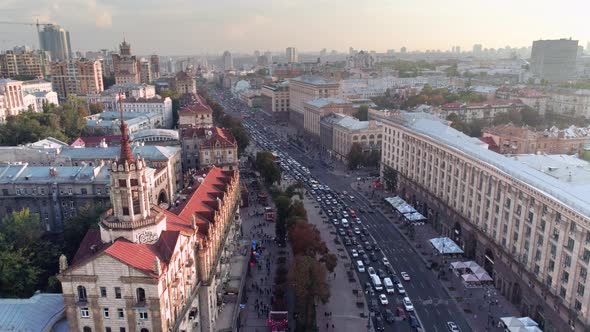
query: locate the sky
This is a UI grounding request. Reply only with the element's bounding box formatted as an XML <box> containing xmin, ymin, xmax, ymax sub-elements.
<box><xmin>0</xmin><ymin>0</ymin><xmax>589</xmax><ymax>56</ymax></box>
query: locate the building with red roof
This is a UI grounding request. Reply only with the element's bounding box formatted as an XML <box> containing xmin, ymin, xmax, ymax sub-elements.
<box><xmin>58</xmin><ymin>114</ymin><xmax>240</xmax><ymax>332</ymax></box>
<box><xmin>180</xmin><ymin>126</ymin><xmax>238</xmax><ymax>172</ymax></box>
<box><xmin>70</xmin><ymin>135</ymin><xmax>122</xmax><ymax>148</ymax></box>
<box><xmin>440</xmin><ymin>99</ymin><xmax>525</xmax><ymax>122</ymax></box>
<box><xmin>178</xmin><ymin>92</ymin><xmax>214</xmax><ymax>129</ymax></box>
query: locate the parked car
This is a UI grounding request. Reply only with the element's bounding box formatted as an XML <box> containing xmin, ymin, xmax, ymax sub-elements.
<box><xmin>351</xmin><ymin>249</ymin><xmax>359</xmax><ymax>257</ymax></box>
<box><xmin>396</xmin><ymin>306</ymin><xmax>406</xmax><ymax>319</ymax></box>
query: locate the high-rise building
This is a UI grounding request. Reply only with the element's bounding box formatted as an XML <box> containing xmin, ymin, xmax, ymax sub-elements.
<box><xmin>264</xmin><ymin>51</ymin><xmax>272</xmax><ymax>64</ymax></box>
<box><xmin>254</xmin><ymin>50</ymin><xmax>260</xmax><ymax>58</ymax></box>
<box><xmin>530</xmin><ymin>38</ymin><xmax>578</xmax><ymax>82</ymax></box>
<box><xmin>50</xmin><ymin>59</ymin><xmax>103</xmax><ymax>99</ymax></box>
<box><xmin>286</xmin><ymin>47</ymin><xmax>298</xmax><ymax>63</ymax></box>
<box><xmin>112</xmin><ymin>40</ymin><xmax>141</xmax><ymax>84</ymax></box>
<box><xmin>320</xmin><ymin>48</ymin><xmax>327</xmax><ymax>57</ymax></box>
<box><xmin>400</xmin><ymin>47</ymin><xmax>407</xmax><ymax>54</ymax></box>
<box><xmin>473</xmin><ymin>44</ymin><xmax>483</xmax><ymax>54</ymax></box>
<box><xmin>139</xmin><ymin>59</ymin><xmax>152</xmax><ymax>84</ymax></box>
<box><xmin>222</xmin><ymin>50</ymin><xmax>233</xmax><ymax>71</ymax></box>
<box><xmin>149</xmin><ymin>55</ymin><xmax>160</xmax><ymax>80</ymax></box>
<box><xmin>38</xmin><ymin>24</ymin><xmax>71</xmax><ymax>62</ymax></box>
<box><xmin>0</xmin><ymin>49</ymin><xmax>48</xmax><ymax>79</ymax></box>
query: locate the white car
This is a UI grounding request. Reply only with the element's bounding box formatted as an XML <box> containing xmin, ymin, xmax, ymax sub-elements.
<box><xmin>403</xmin><ymin>297</ymin><xmax>414</xmax><ymax>311</ymax></box>
<box><xmin>447</xmin><ymin>322</ymin><xmax>460</xmax><ymax>332</ymax></box>
<box><xmin>382</xmin><ymin>257</ymin><xmax>390</xmax><ymax>265</ymax></box>
<box><xmin>355</xmin><ymin>217</ymin><xmax>362</xmax><ymax>224</ymax></box>
<box><xmin>401</xmin><ymin>272</ymin><xmax>410</xmax><ymax>281</ymax></box>
<box><xmin>351</xmin><ymin>249</ymin><xmax>359</xmax><ymax>257</ymax></box>
<box><xmin>367</xmin><ymin>267</ymin><xmax>376</xmax><ymax>276</ymax></box>
<box><xmin>379</xmin><ymin>294</ymin><xmax>389</xmax><ymax>305</ymax></box>
<box><xmin>397</xmin><ymin>284</ymin><xmax>406</xmax><ymax>294</ymax></box>
<box><xmin>354</xmin><ymin>227</ymin><xmax>361</xmax><ymax>235</ymax></box>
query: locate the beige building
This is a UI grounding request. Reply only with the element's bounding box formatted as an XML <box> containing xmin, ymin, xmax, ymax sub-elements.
<box><xmin>112</xmin><ymin>40</ymin><xmax>141</xmax><ymax>85</ymax></box>
<box><xmin>288</xmin><ymin>76</ymin><xmax>339</xmax><ymax>129</ymax></box>
<box><xmin>51</xmin><ymin>59</ymin><xmax>104</xmax><ymax>100</ymax></box>
<box><xmin>58</xmin><ymin>117</ymin><xmax>241</xmax><ymax>332</ymax></box>
<box><xmin>178</xmin><ymin>93</ymin><xmax>213</xmax><ymax>129</ymax></box>
<box><xmin>0</xmin><ymin>50</ymin><xmax>48</xmax><ymax>79</ymax></box>
<box><xmin>483</xmin><ymin>123</ymin><xmax>590</xmax><ymax>155</ymax></box>
<box><xmin>0</xmin><ymin>78</ymin><xmax>25</xmax><ymax>121</ymax></box>
<box><xmin>260</xmin><ymin>82</ymin><xmax>290</xmax><ymax>121</ymax></box>
<box><xmin>198</xmin><ymin>127</ymin><xmax>238</xmax><ymax>171</ymax></box>
<box><xmin>303</xmin><ymin>97</ymin><xmax>354</xmax><ymax>139</ymax></box>
<box><xmin>331</xmin><ymin>115</ymin><xmax>383</xmax><ymax>160</ymax></box>
<box><xmin>376</xmin><ymin>110</ymin><xmax>590</xmax><ymax>332</ymax></box>
<box><xmin>174</xmin><ymin>71</ymin><xmax>196</xmax><ymax>95</ymax></box>
<box><xmin>440</xmin><ymin>99</ymin><xmax>525</xmax><ymax>122</ymax></box>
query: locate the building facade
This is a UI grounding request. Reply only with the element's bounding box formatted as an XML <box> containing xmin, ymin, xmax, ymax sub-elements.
<box><xmin>122</xmin><ymin>97</ymin><xmax>173</xmax><ymax>128</ymax></box>
<box><xmin>377</xmin><ymin>110</ymin><xmax>590</xmax><ymax>332</ymax></box>
<box><xmin>174</xmin><ymin>71</ymin><xmax>197</xmax><ymax>95</ymax></box>
<box><xmin>440</xmin><ymin>99</ymin><xmax>526</xmax><ymax>122</ymax></box>
<box><xmin>303</xmin><ymin>97</ymin><xmax>353</xmax><ymax>139</ymax></box>
<box><xmin>331</xmin><ymin>116</ymin><xmax>383</xmax><ymax>160</ymax></box>
<box><xmin>178</xmin><ymin>93</ymin><xmax>213</xmax><ymax>129</ymax></box>
<box><xmin>0</xmin><ymin>78</ymin><xmax>25</xmax><ymax>120</ymax></box>
<box><xmin>51</xmin><ymin>59</ymin><xmax>104</xmax><ymax>100</ymax></box>
<box><xmin>0</xmin><ymin>50</ymin><xmax>48</xmax><ymax>79</ymax></box>
<box><xmin>260</xmin><ymin>82</ymin><xmax>289</xmax><ymax>121</ymax></box>
<box><xmin>39</xmin><ymin>24</ymin><xmax>71</xmax><ymax>61</ymax></box>
<box><xmin>288</xmin><ymin>76</ymin><xmax>339</xmax><ymax>130</ymax></box>
<box><xmin>112</xmin><ymin>40</ymin><xmax>141</xmax><ymax>85</ymax></box>
<box><xmin>286</xmin><ymin>47</ymin><xmax>298</xmax><ymax>63</ymax></box>
<box><xmin>531</xmin><ymin>39</ymin><xmax>578</xmax><ymax>83</ymax></box>
<box><xmin>222</xmin><ymin>51</ymin><xmax>233</xmax><ymax>71</ymax></box>
<box><xmin>198</xmin><ymin>127</ymin><xmax>238</xmax><ymax>171</ymax></box>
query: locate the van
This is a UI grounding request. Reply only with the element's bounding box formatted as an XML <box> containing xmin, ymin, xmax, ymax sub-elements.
<box><xmin>341</xmin><ymin>218</ymin><xmax>349</xmax><ymax>228</ymax></box>
<box><xmin>356</xmin><ymin>260</ymin><xmax>365</xmax><ymax>272</ymax></box>
<box><xmin>370</xmin><ymin>274</ymin><xmax>383</xmax><ymax>291</ymax></box>
<box><xmin>383</xmin><ymin>277</ymin><xmax>395</xmax><ymax>294</ymax></box>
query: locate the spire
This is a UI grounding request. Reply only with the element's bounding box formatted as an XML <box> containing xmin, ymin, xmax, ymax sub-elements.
<box><xmin>118</xmin><ymin>91</ymin><xmax>135</xmax><ymax>163</ymax></box>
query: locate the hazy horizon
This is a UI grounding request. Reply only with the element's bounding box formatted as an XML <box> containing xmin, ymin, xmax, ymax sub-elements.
<box><xmin>0</xmin><ymin>0</ymin><xmax>588</xmax><ymax>55</ymax></box>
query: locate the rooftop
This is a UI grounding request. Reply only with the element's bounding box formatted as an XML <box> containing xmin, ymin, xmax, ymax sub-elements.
<box><xmin>59</xmin><ymin>145</ymin><xmax>180</xmax><ymax>161</ymax></box>
<box><xmin>0</xmin><ymin>164</ymin><xmax>110</xmax><ymax>184</ymax></box>
<box><xmin>306</xmin><ymin>97</ymin><xmax>351</xmax><ymax>108</ymax></box>
<box><xmin>388</xmin><ymin>111</ymin><xmax>590</xmax><ymax>218</ymax></box>
<box><xmin>291</xmin><ymin>75</ymin><xmax>338</xmax><ymax>86</ymax></box>
<box><xmin>0</xmin><ymin>292</ymin><xmax>65</xmax><ymax>332</ymax></box>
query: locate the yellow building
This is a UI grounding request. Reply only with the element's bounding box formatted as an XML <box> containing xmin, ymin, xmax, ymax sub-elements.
<box><xmin>288</xmin><ymin>76</ymin><xmax>339</xmax><ymax>129</ymax></box>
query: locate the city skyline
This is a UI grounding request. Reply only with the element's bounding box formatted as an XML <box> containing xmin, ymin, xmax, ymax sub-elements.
<box><xmin>0</xmin><ymin>0</ymin><xmax>589</xmax><ymax>55</ymax></box>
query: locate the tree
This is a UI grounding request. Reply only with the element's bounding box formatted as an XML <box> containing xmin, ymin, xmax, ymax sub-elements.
<box><xmin>289</xmin><ymin>221</ymin><xmax>327</xmax><ymax>257</ymax></box>
<box><xmin>62</xmin><ymin>205</ymin><xmax>104</xmax><ymax>259</ymax></box>
<box><xmin>382</xmin><ymin>165</ymin><xmax>398</xmax><ymax>191</ymax></box>
<box><xmin>322</xmin><ymin>253</ymin><xmax>338</xmax><ymax>273</ymax></box>
<box><xmin>160</xmin><ymin>88</ymin><xmax>181</xmax><ymax>125</ymax></box>
<box><xmin>446</xmin><ymin>113</ymin><xmax>470</xmax><ymax>135</ymax></box>
<box><xmin>274</xmin><ymin>195</ymin><xmax>291</xmax><ymax>242</ymax></box>
<box><xmin>355</xmin><ymin>105</ymin><xmax>368</xmax><ymax>121</ymax></box>
<box><xmin>230</xmin><ymin>123</ymin><xmax>250</xmax><ymax>153</ymax></box>
<box><xmin>0</xmin><ymin>209</ymin><xmax>43</xmax><ymax>250</ymax></box>
<box><xmin>364</xmin><ymin>149</ymin><xmax>381</xmax><ymax>168</ymax></box>
<box><xmin>520</xmin><ymin>107</ymin><xmax>540</xmax><ymax>127</ymax></box>
<box><xmin>0</xmin><ymin>249</ymin><xmax>39</xmax><ymax>298</ymax></box>
<box><xmin>89</xmin><ymin>103</ymin><xmax>104</xmax><ymax>115</ymax></box>
<box><xmin>346</xmin><ymin>143</ymin><xmax>364</xmax><ymax>170</ymax></box>
<box><xmin>255</xmin><ymin>151</ymin><xmax>281</xmax><ymax>186</ymax></box>
<box><xmin>288</xmin><ymin>255</ymin><xmax>330</xmax><ymax>330</ymax></box>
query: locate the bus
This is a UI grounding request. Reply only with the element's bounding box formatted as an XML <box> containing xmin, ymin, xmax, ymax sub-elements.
<box><xmin>370</xmin><ymin>274</ymin><xmax>383</xmax><ymax>291</ymax></box>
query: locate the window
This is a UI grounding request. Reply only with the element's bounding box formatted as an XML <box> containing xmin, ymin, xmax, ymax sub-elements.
<box><xmin>118</xmin><ymin>179</ymin><xmax>127</xmax><ymax>187</ymax></box>
<box><xmin>119</xmin><ymin>328</ymin><xmax>126</xmax><ymax>332</ymax></box>
<box><xmin>100</xmin><ymin>287</ymin><xmax>107</xmax><ymax>297</ymax></box>
<box><xmin>81</xmin><ymin>307</ymin><xmax>90</xmax><ymax>318</ymax></box>
<box><xmin>136</xmin><ymin>288</ymin><xmax>146</xmax><ymax>303</ymax></box>
<box><xmin>81</xmin><ymin>188</ymin><xmax>88</xmax><ymax>195</ymax></box>
<box><xmin>106</xmin><ymin>328</ymin><xmax>112</xmax><ymax>332</ymax></box>
<box><xmin>139</xmin><ymin>311</ymin><xmax>149</xmax><ymax>320</ymax></box>
<box><xmin>132</xmin><ymin>191</ymin><xmax>140</xmax><ymax>215</ymax></box>
<box><xmin>103</xmin><ymin>308</ymin><xmax>110</xmax><ymax>318</ymax></box>
<box><xmin>117</xmin><ymin>308</ymin><xmax>124</xmax><ymax>319</ymax></box>
<box><xmin>115</xmin><ymin>287</ymin><xmax>121</xmax><ymax>299</ymax></box>
<box><xmin>77</xmin><ymin>286</ymin><xmax>87</xmax><ymax>302</ymax></box>
<box><xmin>83</xmin><ymin>327</ymin><xmax>92</xmax><ymax>332</ymax></box>
<box><xmin>130</xmin><ymin>179</ymin><xmax>139</xmax><ymax>186</ymax></box>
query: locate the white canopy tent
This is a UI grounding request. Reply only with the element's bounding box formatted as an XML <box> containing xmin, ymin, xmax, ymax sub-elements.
<box><xmin>461</xmin><ymin>274</ymin><xmax>479</xmax><ymax>283</ymax></box>
<box><xmin>450</xmin><ymin>261</ymin><xmax>468</xmax><ymax>270</ymax></box>
<box><xmin>500</xmin><ymin>316</ymin><xmax>542</xmax><ymax>332</ymax></box>
<box><xmin>429</xmin><ymin>237</ymin><xmax>464</xmax><ymax>255</ymax></box>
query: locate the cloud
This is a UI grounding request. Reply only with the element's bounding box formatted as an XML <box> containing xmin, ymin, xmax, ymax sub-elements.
<box><xmin>95</xmin><ymin>10</ymin><xmax>112</xmax><ymax>28</ymax></box>
<box><xmin>223</xmin><ymin>14</ymin><xmax>271</xmax><ymax>40</ymax></box>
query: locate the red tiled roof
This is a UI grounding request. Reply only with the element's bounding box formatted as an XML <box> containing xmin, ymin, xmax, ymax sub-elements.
<box><xmin>70</xmin><ymin>135</ymin><xmax>122</xmax><ymax>147</ymax></box>
<box><xmin>442</xmin><ymin>102</ymin><xmax>461</xmax><ymax>108</ymax></box>
<box><xmin>71</xmin><ymin>230</ymin><xmax>109</xmax><ymax>265</ymax></box>
<box><xmin>479</xmin><ymin>137</ymin><xmax>500</xmax><ymax>153</ymax></box>
<box><xmin>200</xmin><ymin>128</ymin><xmax>237</xmax><ymax>149</ymax></box>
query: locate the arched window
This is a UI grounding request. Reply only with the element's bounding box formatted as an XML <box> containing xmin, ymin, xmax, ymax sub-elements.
<box><xmin>136</xmin><ymin>287</ymin><xmax>146</xmax><ymax>303</ymax></box>
<box><xmin>77</xmin><ymin>286</ymin><xmax>87</xmax><ymax>301</ymax></box>
<box><xmin>140</xmin><ymin>329</ymin><xmax>149</xmax><ymax>332</ymax></box>
<box><xmin>83</xmin><ymin>327</ymin><xmax>92</xmax><ymax>332</ymax></box>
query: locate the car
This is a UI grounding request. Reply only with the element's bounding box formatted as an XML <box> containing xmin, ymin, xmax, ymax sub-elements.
<box><xmin>362</xmin><ymin>228</ymin><xmax>369</xmax><ymax>235</ymax></box>
<box><xmin>370</xmin><ymin>253</ymin><xmax>378</xmax><ymax>262</ymax></box>
<box><xmin>358</xmin><ymin>207</ymin><xmax>365</xmax><ymax>213</ymax></box>
<box><xmin>379</xmin><ymin>294</ymin><xmax>389</xmax><ymax>305</ymax></box>
<box><xmin>382</xmin><ymin>257</ymin><xmax>390</xmax><ymax>265</ymax></box>
<box><xmin>384</xmin><ymin>309</ymin><xmax>395</xmax><ymax>323</ymax></box>
<box><xmin>344</xmin><ymin>238</ymin><xmax>352</xmax><ymax>246</ymax></box>
<box><xmin>377</xmin><ymin>269</ymin><xmax>387</xmax><ymax>279</ymax></box>
<box><xmin>367</xmin><ymin>267</ymin><xmax>376</xmax><ymax>276</ymax></box>
<box><xmin>391</xmin><ymin>275</ymin><xmax>401</xmax><ymax>285</ymax></box>
<box><xmin>339</xmin><ymin>229</ymin><xmax>346</xmax><ymax>236</ymax></box>
<box><xmin>343</xmin><ymin>191</ymin><xmax>348</xmax><ymax>195</ymax></box>
<box><xmin>355</xmin><ymin>217</ymin><xmax>362</xmax><ymax>224</ymax></box>
<box><xmin>350</xmin><ymin>210</ymin><xmax>356</xmax><ymax>217</ymax></box>
<box><xmin>396</xmin><ymin>306</ymin><xmax>407</xmax><ymax>319</ymax></box>
<box><xmin>447</xmin><ymin>321</ymin><xmax>460</xmax><ymax>332</ymax></box>
<box><xmin>370</xmin><ymin>298</ymin><xmax>378</xmax><ymax>311</ymax></box>
<box><xmin>354</xmin><ymin>227</ymin><xmax>361</xmax><ymax>235</ymax></box>
<box><xmin>342</xmin><ymin>211</ymin><xmax>349</xmax><ymax>218</ymax></box>
<box><xmin>401</xmin><ymin>272</ymin><xmax>410</xmax><ymax>281</ymax></box>
<box><xmin>365</xmin><ymin>282</ymin><xmax>373</xmax><ymax>291</ymax></box>
<box><xmin>351</xmin><ymin>249</ymin><xmax>359</xmax><ymax>257</ymax></box>
<box><xmin>373</xmin><ymin>315</ymin><xmax>385</xmax><ymax>331</ymax></box>
<box><xmin>362</xmin><ymin>254</ymin><xmax>370</xmax><ymax>265</ymax></box>
<box><xmin>360</xmin><ymin>235</ymin><xmax>367</xmax><ymax>242</ymax></box>
<box><xmin>397</xmin><ymin>284</ymin><xmax>406</xmax><ymax>294</ymax></box>
<box><xmin>402</xmin><ymin>297</ymin><xmax>414</xmax><ymax>312</ymax></box>
<box><xmin>364</xmin><ymin>242</ymin><xmax>373</xmax><ymax>251</ymax></box>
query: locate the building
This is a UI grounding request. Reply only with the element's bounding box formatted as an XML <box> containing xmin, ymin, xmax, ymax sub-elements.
<box><xmin>288</xmin><ymin>76</ymin><xmax>339</xmax><ymax>129</ymax></box>
<box><xmin>58</xmin><ymin>120</ymin><xmax>240</xmax><ymax>331</ymax></box>
<box><xmin>174</xmin><ymin>71</ymin><xmax>197</xmax><ymax>95</ymax></box>
<box><xmin>50</xmin><ymin>59</ymin><xmax>104</xmax><ymax>100</ymax></box>
<box><xmin>39</xmin><ymin>24</ymin><xmax>71</xmax><ymax>61</ymax></box>
<box><xmin>260</xmin><ymin>81</ymin><xmax>289</xmax><ymax>121</ymax></box>
<box><xmin>27</xmin><ymin>90</ymin><xmax>59</xmax><ymax>112</ymax></box>
<box><xmin>530</xmin><ymin>39</ymin><xmax>578</xmax><ymax>82</ymax></box>
<box><xmin>112</xmin><ymin>40</ymin><xmax>141</xmax><ymax>84</ymax></box>
<box><xmin>122</xmin><ymin>97</ymin><xmax>173</xmax><ymax>128</ymax></box>
<box><xmin>222</xmin><ymin>51</ymin><xmax>233</xmax><ymax>71</ymax></box>
<box><xmin>483</xmin><ymin>123</ymin><xmax>590</xmax><ymax>155</ymax></box>
<box><xmin>303</xmin><ymin>97</ymin><xmax>354</xmax><ymax>139</ymax></box>
<box><xmin>0</xmin><ymin>292</ymin><xmax>66</xmax><ymax>331</ymax></box>
<box><xmin>286</xmin><ymin>47</ymin><xmax>298</xmax><ymax>63</ymax></box>
<box><xmin>22</xmin><ymin>79</ymin><xmax>53</xmax><ymax>94</ymax></box>
<box><xmin>149</xmin><ymin>55</ymin><xmax>160</xmax><ymax>80</ymax></box>
<box><xmin>0</xmin><ymin>49</ymin><xmax>48</xmax><ymax>79</ymax></box>
<box><xmin>84</xmin><ymin>111</ymin><xmax>166</xmax><ymax>135</ymax></box>
<box><xmin>376</xmin><ymin>110</ymin><xmax>590</xmax><ymax>332</ymax></box>
<box><xmin>440</xmin><ymin>99</ymin><xmax>526</xmax><ymax>122</ymax></box>
<box><xmin>0</xmin><ymin>78</ymin><xmax>25</xmax><ymax>120</ymax></box>
<box><xmin>346</xmin><ymin>50</ymin><xmax>374</xmax><ymax>70</ymax></box>
<box><xmin>178</xmin><ymin>93</ymin><xmax>213</xmax><ymax>129</ymax></box>
<box><xmin>179</xmin><ymin>126</ymin><xmax>237</xmax><ymax>172</ymax></box>
<box><xmin>330</xmin><ymin>115</ymin><xmax>383</xmax><ymax>160</ymax></box>
<box><xmin>140</xmin><ymin>59</ymin><xmax>152</xmax><ymax>84</ymax></box>
<box><xmin>84</xmin><ymin>83</ymin><xmax>156</xmax><ymax>112</ymax></box>
<box><xmin>496</xmin><ymin>87</ymin><xmax>548</xmax><ymax>115</ymax></box>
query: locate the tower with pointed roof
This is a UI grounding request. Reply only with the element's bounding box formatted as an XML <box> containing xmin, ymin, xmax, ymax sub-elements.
<box><xmin>112</xmin><ymin>39</ymin><xmax>141</xmax><ymax>84</ymax></box>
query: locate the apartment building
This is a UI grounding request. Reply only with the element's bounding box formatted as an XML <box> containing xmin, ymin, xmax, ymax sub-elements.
<box><xmin>179</xmin><ymin>127</ymin><xmax>237</xmax><ymax>171</ymax></box>
<box><xmin>376</xmin><ymin>110</ymin><xmax>590</xmax><ymax>331</ymax></box>
<box><xmin>330</xmin><ymin>115</ymin><xmax>383</xmax><ymax>160</ymax></box>
<box><xmin>58</xmin><ymin>120</ymin><xmax>241</xmax><ymax>332</ymax></box>
<box><xmin>260</xmin><ymin>82</ymin><xmax>289</xmax><ymax>121</ymax></box>
<box><xmin>51</xmin><ymin>59</ymin><xmax>104</xmax><ymax>100</ymax></box>
<box><xmin>483</xmin><ymin>123</ymin><xmax>590</xmax><ymax>155</ymax></box>
<box><xmin>0</xmin><ymin>78</ymin><xmax>25</xmax><ymax>121</ymax></box>
<box><xmin>122</xmin><ymin>97</ymin><xmax>173</xmax><ymax>128</ymax></box>
<box><xmin>303</xmin><ymin>97</ymin><xmax>354</xmax><ymax>139</ymax></box>
<box><xmin>178</xmin><ymin>93</ymin><xmax>213</xmax><ymax>129</ymax></box>
<box><xmin>440</xmin><ymin>99</ymin><xmax>525</xmax><ymax>122</ymax></box>
<box><xmin>0</xmin><ymin>50</ymin><xmax>48</xmax><ymax>79</ymax></box>
<box><xmin>288</xmin><ymin>76</ymin><xmax>339</xmax><ymax>129</ymax></box>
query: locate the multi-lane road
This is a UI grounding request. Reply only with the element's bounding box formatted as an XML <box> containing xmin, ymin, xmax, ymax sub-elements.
<box><xmin>209</xmin><ymin>88</ymin><xmax>471</xmax><ymax>332</ymax></box>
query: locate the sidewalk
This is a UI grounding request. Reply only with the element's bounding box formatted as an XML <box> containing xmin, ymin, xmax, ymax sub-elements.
<box><xmin>302</xmin><ymin>195</ymin><xmax>371</xmax><ymax>332</ymax></box>
<box><xmin>352</xmin><ymin>181</ymin><xmax>521</xmax><ymax>332</ymax></box>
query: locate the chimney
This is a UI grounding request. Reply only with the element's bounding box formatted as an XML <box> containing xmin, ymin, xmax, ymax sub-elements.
<box><xmin>59</xmin><ymin>254</ymin><xmax>68</xmax><ymax>273</ymax></box>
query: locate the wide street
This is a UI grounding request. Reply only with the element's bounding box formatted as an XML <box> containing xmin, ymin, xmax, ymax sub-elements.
<box><xmin>209</xmin><ymin>87</ymin><xmax>471</xmax><ymax>332</ymax></box>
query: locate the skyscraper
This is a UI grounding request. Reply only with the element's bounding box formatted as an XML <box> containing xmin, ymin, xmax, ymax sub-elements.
<box><xmin>150</xmin><ymin>54</ymin><xmax>160</xmax><ymax>80</ymax></box>
<box><xmin>38</xmin><ymin>24</ymin><xmax>71</xmax><ymax>62</ymax></box>
<box><xmin>112</xmin><ymin>40</ymin><xmax>141</xmax><ymax>84</ymax></box>
<box><xmin>530</xmin><ymin>38</ymin><xmax>578</xmax><ymax>82</ymax></box>
<box><xmin>222</xmin><ymin>50</ymin><xmax>233</xmax><ymax>71</ymax></box>
<box><xmin>400</xmin><ymin>47</ymin><xmax>407</xmax><ymax>54</ymax></box>
<box><xmin>286</xmin><ymin>47</ymin><xmax>298</xmax><ymax>63</ymax></box>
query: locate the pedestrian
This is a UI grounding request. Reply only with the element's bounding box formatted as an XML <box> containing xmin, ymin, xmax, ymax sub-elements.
<box><xmin>332</xmin><ymin>324</ymin><xmax>334</xmax><ymax>329</ymax></box>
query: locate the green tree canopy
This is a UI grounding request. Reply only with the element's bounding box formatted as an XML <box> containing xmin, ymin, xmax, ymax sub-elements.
<box><xmin>255</xmin><ymin>151</ymin><xmax>281</xmax><ymax>185</ymax></box>
<box><xmin>355</xmin><ymin>105</ymin><xmax>369</xmax><ymax>121</ymax></box>
<box><xmin>346</xmin><ymin>143</ymin><xmax>364</xmax><ymax>170</ymax></box>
